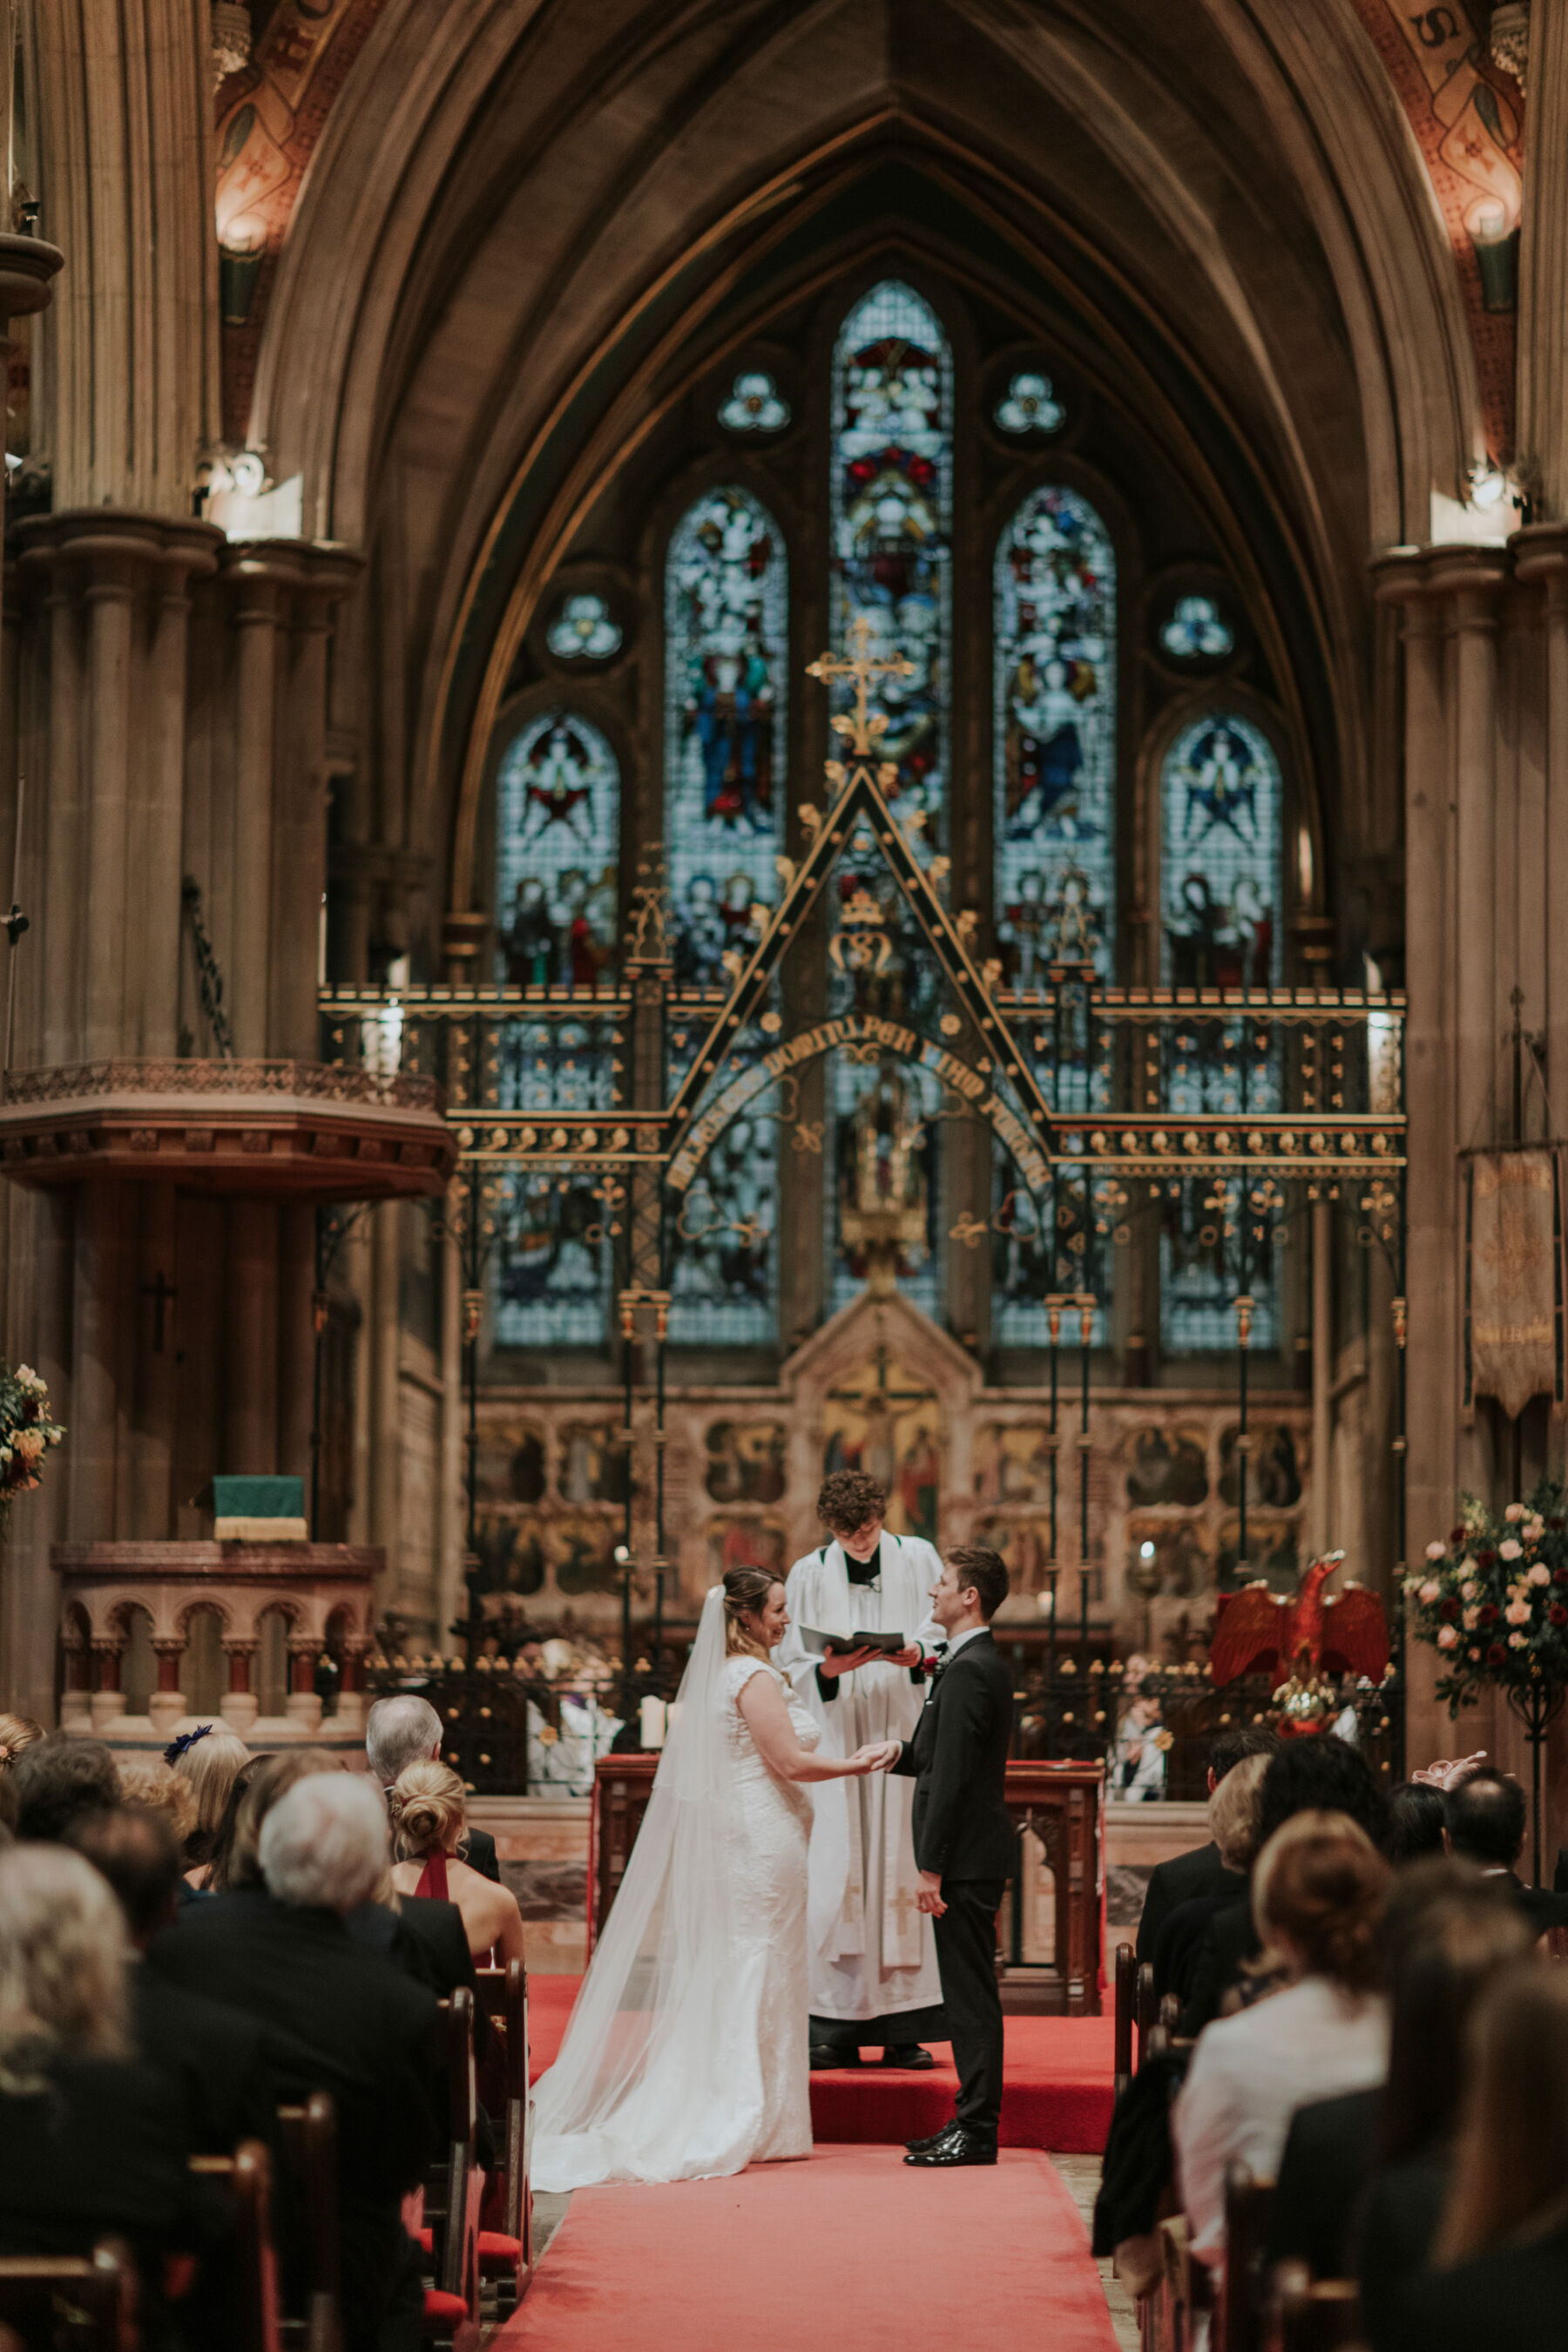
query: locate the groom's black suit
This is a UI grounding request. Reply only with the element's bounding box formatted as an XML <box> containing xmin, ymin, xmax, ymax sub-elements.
<box><xmin>891</xmin><ymin>1627</ymin><xmax>1014</xmax><ymax>2135</ymax></box>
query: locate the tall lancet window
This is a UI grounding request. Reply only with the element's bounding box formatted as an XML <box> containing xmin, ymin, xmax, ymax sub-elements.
<box><xmin>1158</xmin><ymin>710</ymin><xmax>1285</xmax><ymax>1354</ymax></box>
<box><xmin>993</xmin><ymin>483</ymin><xmax>1117</xmax><ymax>986</ymax></box>
<box><xmin>663</xmin><ymin>486</ymin><xmax>788</xmax><ymax>985</ymax></box>
<box><xmin>827</xmin><ymin>283</ymin><xmax>953</xmax><ymax>1312</ymax></box>
<box><xmin>828</xmin><ymin>279</ymin><xmax>952</xmax><ymax>832</ymax></box>
<box><xmin>492</xmin><ymin>710</ymin><xmax>622</xmax><ymax>1348</ymax></box>
<box><xmin>662</xmin><ymin>486</ymin><xmax>788</xmax><ymax>1345</ymax></box>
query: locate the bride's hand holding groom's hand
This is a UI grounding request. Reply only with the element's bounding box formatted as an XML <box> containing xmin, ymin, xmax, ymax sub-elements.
<box><xmin>845</xmin><ymin>1740</ymin><xmax>903</xmax><ymax>1775</ymax></box>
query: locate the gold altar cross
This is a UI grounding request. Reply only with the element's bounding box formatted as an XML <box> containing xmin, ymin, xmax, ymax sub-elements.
<box><xmin>807</xmin><ymin>616</ymin><xmax>916</xmax><ymax>759</ymax></box>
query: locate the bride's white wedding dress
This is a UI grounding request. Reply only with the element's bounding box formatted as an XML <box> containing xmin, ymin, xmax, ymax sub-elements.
<box><xmin>531</xmin><ymin>1598</ymin><xmax>817</xmax><ymax>2189</ymax></box>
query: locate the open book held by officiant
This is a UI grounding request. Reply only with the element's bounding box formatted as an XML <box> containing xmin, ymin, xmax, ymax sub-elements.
<box><xmin>795</xmin><ymin>1625</ymin><xmax>909</xmax><ymax>1659</ymax></box>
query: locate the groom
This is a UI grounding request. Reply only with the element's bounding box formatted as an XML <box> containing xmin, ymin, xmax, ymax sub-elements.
<box><xmin>882</xmin><ymin>1544</ymin><xmax>1015</xmax><ymax>2167</ymax></box>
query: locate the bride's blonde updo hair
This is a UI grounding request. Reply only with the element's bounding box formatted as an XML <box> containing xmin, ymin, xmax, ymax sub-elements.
<box><xmin>723</xmin><ymin>1565</ymin><xmax>781</xmax><ymax>1661</ymax></box>
<box><xmin>389</xmin><ymin>1760</ymin><xmax>470</xmax><ymax>1862</ymax></box>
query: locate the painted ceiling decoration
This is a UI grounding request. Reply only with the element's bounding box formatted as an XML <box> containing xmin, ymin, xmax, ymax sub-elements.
<box><xmin>1347</xmin><ymin>0</ymin><xmax>1524</xmax><ymax>462</ymax></box>
<box><xmin>213</xmin><ymin>0</ymin><xmax>391</xmax><ymax>442</ymax></box>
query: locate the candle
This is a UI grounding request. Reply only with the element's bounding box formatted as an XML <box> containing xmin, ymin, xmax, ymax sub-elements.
<box><xmin>639</xmin><ymin>1696</ymin><xmax>667</xmax><ymax>1750</ymax></box>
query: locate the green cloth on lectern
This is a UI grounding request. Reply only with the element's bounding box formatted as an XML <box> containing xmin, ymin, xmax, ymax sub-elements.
<box><xmin>211</xmin><ymin>1475</ymin><xmax>306</xmax><ymax>1519</ymax></box>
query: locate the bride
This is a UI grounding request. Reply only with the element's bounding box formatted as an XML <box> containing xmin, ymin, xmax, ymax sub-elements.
<box><xmin>531</xmin><ymin>1564</ymin><xmax>896</xmax><ymax>2188</ymax></box>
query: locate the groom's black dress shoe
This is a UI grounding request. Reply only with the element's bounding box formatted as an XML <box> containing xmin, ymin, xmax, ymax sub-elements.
<box><xmin>809</xmin><ymin>2043</ymin><xmax>861</xmax><ymax>2070</ymax></box>
<box><xmin>903</xmin><ymin>2123</ymin><xmax>997</xmax><ymax>2168</ymax></box>
<box><xmin>904</xmin><ymin>2122</ymin><xmax>955</xmax><ymax>2153</ymax></box>
<box><xmin>881</xmin><ymin>2043</ymin><xmax>936</xmax><ymax>2070</ymax></box>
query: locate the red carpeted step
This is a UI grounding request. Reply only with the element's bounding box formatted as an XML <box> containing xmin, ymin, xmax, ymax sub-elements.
<box><xmin>493</xmin><ymin>2143</ymin><xmax>1119</xmax><ymax>2352</ymax></box>
<box><xmin>525</xmin><ymin>1974</ymin><xmax>1115</xmax><ymax>2156</ymax></box>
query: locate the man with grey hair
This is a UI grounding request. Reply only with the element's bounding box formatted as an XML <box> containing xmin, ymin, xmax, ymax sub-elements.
<box><xmin>152</xmin><ymin>1772</ymin><xmax>440</xmax><ymax>2352</ymax></box>
<box><xmin>366</xmin><ymin>1693</ymin><xmax>500</xmax><ymax>1882</ymax></box>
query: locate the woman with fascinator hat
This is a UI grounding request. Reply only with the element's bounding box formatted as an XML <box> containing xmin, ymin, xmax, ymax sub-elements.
<box><xmin>531</xmin><ymin>1567</ymin><xmax>897</xmax><ymax>2189</ymax></box>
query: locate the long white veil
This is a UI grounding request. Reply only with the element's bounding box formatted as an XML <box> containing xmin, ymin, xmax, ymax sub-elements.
<box><xmin>531</xmin><ymin>1586</ymin><xmax>747</xmax><ymax>2189</ymax></box>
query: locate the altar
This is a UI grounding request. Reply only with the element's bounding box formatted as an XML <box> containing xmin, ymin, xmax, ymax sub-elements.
<box><xmin>589</xmin><ymin>1754</ymin><xmax>1105</xmax><ymax>2017</ymax></box>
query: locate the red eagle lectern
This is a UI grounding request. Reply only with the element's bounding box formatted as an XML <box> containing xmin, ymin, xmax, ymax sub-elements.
<box><xmin>1209</xmin><ymin>1551</ymin><xmax>1390</xmax><ymax>1690</ymax></box>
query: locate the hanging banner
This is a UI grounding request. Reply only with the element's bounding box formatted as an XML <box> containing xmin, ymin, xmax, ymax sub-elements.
<box><xmin>1468</xmin><ymin>1148</ymin><xmax>1563</xmax><ymax>1420</ymax></box>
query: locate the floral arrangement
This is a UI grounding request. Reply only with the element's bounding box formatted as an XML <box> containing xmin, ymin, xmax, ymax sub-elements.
<box><xmin>1404</xmin><ymin>1482</ymin><xmax>1568</xmax><ymax>1715</ymax></box>
<box><xmin>0</xmin><ymin>1363</ymin><xmax>64</xmax><ymax>1518</ymax></box>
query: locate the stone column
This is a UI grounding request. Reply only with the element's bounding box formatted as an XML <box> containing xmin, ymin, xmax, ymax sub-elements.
<box><xmin>1373</xmin><ymin>553</ymin><xmax>1459</xmax><ymax>1766</ymax></box>
<box><xmin>130</xmin><ymin>1180</ymin><xmax>178</xmax><ymax>1538</ymax></box>
<box><xmin>1310</xmin><ymin>1194</ymin><xmax>1333</xmax><ymax>1554</ymax></box>
<box><xmin>1512</xmin><ymin>526</ymin><xmax>1568</xmax><ymax>1117</ymax></box>
<box><xmin>223</xmin><ymin>1639</ymin><xmax>259</xmax><ymax>1736</ymax></box>
<box><xmin>286</xmin><ymin>1632</ymin><xmax>323</xmax><ymax>1731</ymax></box>
<box><xmin>224</xmin><ymin>553</ymin><xmax>287</xmax><ymax>1061</ymax></box>
<box><xmin>272</xmin><ymin>551</ymin><xmax>362</xmax><ymax>1060</ymax></box>
<box><xmin>149</xmin><ymin>1634</ymin><xmax>186</xmax><ymax>1739</ymax></box>
<box><xmin>278</xmin><ymin>1200</ymin><xmax>317</xmax><ymax>1490</ymax></box>
<box><xmin>89</xmin><ymin>1631</ymin><xmax>123</xmax><ymax>1734</ymax></box>
<box><xmin>69</xmin><ymin>1179</ymin><xmax>123</xmax><ymax>1538</ymax></box>
<box><xmin>137</xmin><ymin>530</ymin><xmax>222</xmax><ymax>1056</ymax></box>
<box><xmin>1518</xmin><ymin>0</ymin><xmax>1568</xmax><ymax>518</ymax></box>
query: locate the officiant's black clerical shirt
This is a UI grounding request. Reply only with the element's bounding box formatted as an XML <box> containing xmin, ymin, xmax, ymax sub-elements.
<box><xmin>815</xmin><ymin>1545</ymin><xmax>930</xmax><ymax>1700</ymax></box>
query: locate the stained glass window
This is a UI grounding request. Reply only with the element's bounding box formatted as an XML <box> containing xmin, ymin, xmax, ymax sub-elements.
<box><xmin>667</xmin><ymin>1070</ymin><xmax>781</xmax><ymax>1346</ymax></box>
<box><xmin>663</xmin><ymin>486</ymin><xmax>787</xmax><ymax>986</ymax></box>
<box><xmin>546</xmin><ymin>593</ymin><xmax>621</xmax><ymax>660</ymax></box>
<box><xmin>495</xmin><ymin>713</ymin><xmax>620</xmax><ymax>988</ymax></box>
<box><xmin>994</xmin><ymin>483</ymin><xmax>1117</xmax><ymax>985</ymax></box>
<box><xmin>995</xmin><ymin>372</ymin><xmax>1064</xmax><ymax>436</ymax></box>
<box><xmin>719</xmin><ymin>372</ymin><xmax>789</xmax><ymax>433</ymax></box>
<box><xmin>1160</xmin><ymin>595</ymin><xmax>1233</xmax><ymax>662</ymax></box>
<box><xmin>1159</xmin><ymin>712</ymin><xmax>1283</xmax><ymax>1353</ymax></box>
<box><xmin>1159</xmin><ymin>713</ymin><xmax>1281</xmax><ymax>990</ymax></box>
<box><xmin>829</xmin><ymin>280</ymin><xmax>951</xmax><ymax>833</ymax></box>
<box><xmin>494</xmin><ymin>1169</ymin><xmax>613</xmax><ymax>1350</ymax></box>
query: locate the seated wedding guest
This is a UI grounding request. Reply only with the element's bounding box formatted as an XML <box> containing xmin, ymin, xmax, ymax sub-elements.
<box><xmin>368</xmin><ymin>1693</ymin><xmax>500</xmax><ymax>1881</ymax></box>
<box><xmin>151</xmin><ymin>1773</ymin><xmax>441</xmax><ymax>2352</ymax></box>
<box><xmin>0</xmin><ymin>1843</ymin><xmax>225</xmax><ymax>2351</ymax></box>
<box><xmin>1152</xmin><ymin>1748</ymin><xmax>1271</xmax><ymax>2003</ymax></box>
<box><xmin>1352</xmin><ymin>1869</ymin><xmax>1533</xmax><ymax>2346</ymax></box>
<box><xmin>0</xmin><ymin>1713</ymin><xmax>43</xmax><ymax>1769</ymax></box>
<box><xmin>1136</xmin><ymin>1726</ymin><xmax>1277</xmax><ymax>1962</ymax></box>
<box><xmin>201</xmin><ymin>1747</ymin><xmax>341</xmax><ymax>1897</ymax></box>
<box><xmin>168</xmin><ymin>1726</ymin><xmax>250</xmax><ymax>1889</ymax></box>
<box><xmin>10</xmin><ymin>1731</ymin><xmax>118</xmax><ymax>1843</ymax></box>
<box><xmin>1110</xmin><ymin>1678</ymin><xmax>1169</xmax><ymax>1801</ymax></box>
<box><xmin>1267</xmin><ymin>1860</ymin><xmax>1530</xmax><ymax>2295</ymax></box>
<box><xmin>1172</xmin><ymin>1810</ymin><xmax>1389</xmax><ymax>2265</ymax></box>
<box><xmin>1179</xmin><ymin>1734</ymin><xmax>1389</xmax><ymax>2035</ymax></box>
<box><xmin>1383</xmin><ymin>1778</ymin><xmax>1448</xmax><ymax>1864</ymax></box>
<box><xmin>389</xmin><ymin>1760</ymin><xmax>526</xmax><ymax>1963</ymax></box>
<box><xmin>66</xmin><ymin>1803</ymin><xmax>288</xmax><ymax>2153</ymax></box>
<box><xmin>1442</xmin><ymin>1767</ymin><xmax>1568</xmax><ymax>1934</ymax></box>
<box><xmin>204</xmin><ymin>1754</ymin><xmax>268</xmax><ymax>1891</ymax></box>
<box><xmin>1384</xmin><ymin>1960</ymin><xmax>1568</xmax><ymax>2349</ymax></box>
<box><xmin>117</xmin><ymin>1754</ymin><xmax>199</xmax><ymax>1846</ymax></box>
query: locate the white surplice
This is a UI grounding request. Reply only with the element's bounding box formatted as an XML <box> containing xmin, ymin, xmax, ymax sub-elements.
<box><xmin>775</xmin><ymin>1532</ymin><xmax>944</xmax><ymax>2026</ymax></box>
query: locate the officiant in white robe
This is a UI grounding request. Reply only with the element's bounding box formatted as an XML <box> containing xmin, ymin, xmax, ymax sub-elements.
<box><xmin>775</xmin><ymin>1473</ymin><xmax>947</xmax><ymax>2062</ymax></box>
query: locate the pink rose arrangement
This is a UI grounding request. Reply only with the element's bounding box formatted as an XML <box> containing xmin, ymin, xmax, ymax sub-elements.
<box><xmin>1405</xmin><ymin>1485</ymin><xmax>1568</xmax><ymax>1715</ymax></box>
<box><xmin>0</xmin><ymin>1363</ymin><xmax>64</xmax><ymax>1518</ymax></box>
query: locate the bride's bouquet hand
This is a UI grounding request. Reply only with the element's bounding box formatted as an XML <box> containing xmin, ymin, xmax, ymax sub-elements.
<box><xmin>845</xmin><ymin>1740</ymin><xmax>902</xmax><ymax>1774</ymax></box>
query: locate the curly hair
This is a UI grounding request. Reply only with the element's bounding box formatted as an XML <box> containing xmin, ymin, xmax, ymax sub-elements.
<box><xmin>722</xmin><ymin>1565</ymin><xmax>782</xmax><ymax>1660</ymax></box>
<box><xmin>0</xmin><ymin>1713</ymin><xmax>44</xmax><ymax>1768</ymax></box>
<box><xmin>115</xmin><ymin>1755</ymin><xmax>198</xmax><ymax>1847</ymax></box>
<box><xmin>389</xmin><ymin>1760</ymin><xmax>470</xmax><ymax>1862</ymax></box>
<box><xmin>1206</xmin><ymin>1748</ymin><xmax>1270</xmax><ymax>1874</ymax></box>
<box><xmin>816</xmin><ymin>1470</ymin><xmax>886</xmax><ymax>1540</ymax></box>
<box><xmin>0</xmin><ymin>1844</ymin><xmax>131</xmax><ymax>2092</ymax></box>
<box><xmin>1253</xmin><ymin>1808</ymin><xmax>1389</xmax><ymax>1992</ymax></box>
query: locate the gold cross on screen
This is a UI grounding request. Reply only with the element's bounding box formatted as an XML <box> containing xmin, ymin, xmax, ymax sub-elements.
<box><xmin>807</xmin><ymin>615</ymin><xmax>916</xmax><ymax>757</ymax></box>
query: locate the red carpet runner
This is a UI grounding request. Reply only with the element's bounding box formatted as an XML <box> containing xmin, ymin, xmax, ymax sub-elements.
<box><xmin>527</xmin><ymin>1974</ymin><xmax>1116</xmax><ymax>2155</ymax></box>
<box><xmin>497</xmin><ymin>2143</ymin><xmax>1119</xmax><ymax>2352</ymax></box>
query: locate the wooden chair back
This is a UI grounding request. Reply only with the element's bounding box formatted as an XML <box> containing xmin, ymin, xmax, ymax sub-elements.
<box><xmin>0</xmin><ymin>2245</ymin><xmax>133</xmax><ymax>2352</ymax></box>
<box><xmin>1113</xmin><ymin>1942</ymin><xmax>1135</xmax><ymax>2098</ymax></box>
<box><xmin>1220</xmin><ymin>2163</ymin><xmax>1275</xmax><ymax>2352</ymax></box>
<box><xmin>474</xmin><ymin>1958</ymin><xmax>533</xmax><ymax>2306</ymax></box>
<box><xmin>276</xmin><ymin>2092</ymin><xmax>342</xmax><ymax>2352</ymax></box>
<box><xmin>1266</xmin><ymin>2264</ymin><xmax>1365</xmax><ymax>2352</ymax></box>
<box><xmin>188</xmin><ymin>2139</ymin><xmax>282</xmax><ymax>2352</ymax></box>
<box><xmin>1136</xmin><ymin>1959</ymin><xmax>1158</xmax><ymax>2067</ymax></box>
<box><xmin>425</xmin><ymin>1989</ymin><xmax>482</xmax><ymax>2317</ymax></box>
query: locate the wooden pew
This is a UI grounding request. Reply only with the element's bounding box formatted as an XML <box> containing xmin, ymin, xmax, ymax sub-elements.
<box><xmin>473</xmin><ymin>1959</ymin><xmax>533</xmax><ymax>2308</ymax></box>
<box><xmin>1137</xmin><ymin>1961</ymin><xmax>1159</xmax><ymax>2069</ymax></box>
<box><xmin>0</xmin><ymin>2246</ymin><xmax>133</xmax><ymax>2352</ymax></box>
<box><xmin>188</xmin><ymin>2139</ymin><xmax>282</xmax><ymax>2352</ymax></box>
<box><xmin>419</xmin><ymin>1990</ymin><xmax>483</xmax><ymax>2351</ymax></box>
<box><xmin>1113</xmin><ymin>1942</ymin><xmax>1136</xmax><ymax>2099</ymax></box>
<box><xmin>1266</xmin><ymin>2263</ymin><xmax>1365</xmax><ymax>2352</ymax></box>
<box><xmin>1219</xmin><ymin>2162</ymin><xmax>1274</xmax><ymax>2352</ymax></box>
<box><xmin>276</xmin><ymin>2093</ymin><xmax>343</xmax><ymax>2352</ymax></box>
